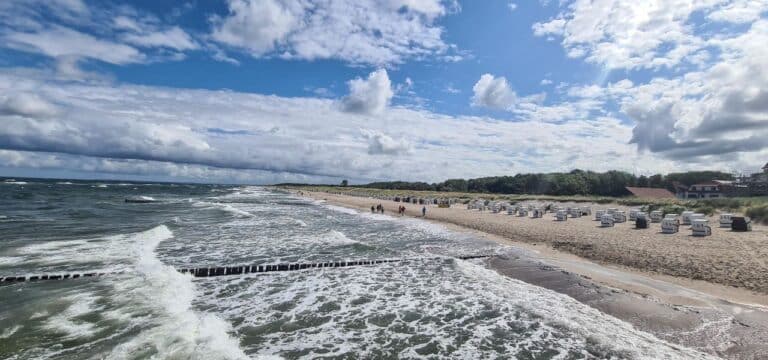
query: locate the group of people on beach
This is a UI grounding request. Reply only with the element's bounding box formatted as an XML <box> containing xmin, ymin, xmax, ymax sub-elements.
<box><xmin>372</xmin><ymin>204</ymin><xmax>427</xmax><ymax>217</ymax></box>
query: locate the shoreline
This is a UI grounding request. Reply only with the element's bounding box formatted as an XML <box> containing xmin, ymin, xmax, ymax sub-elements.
<box><xmin>298</xmin><ymin>190</ymin><xmax>768</xmax><ymax>359</ymax></box>
<box><xmin>302</xmin><ymin>190</ymin><xmax>768</xmax><ymax>304</ymax></box>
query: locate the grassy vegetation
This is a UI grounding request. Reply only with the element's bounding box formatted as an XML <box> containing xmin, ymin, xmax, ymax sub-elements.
<box><xmin>282</xmin><ymin>186</ymin><xmax>768</xmax><ymax>224</ymax></box>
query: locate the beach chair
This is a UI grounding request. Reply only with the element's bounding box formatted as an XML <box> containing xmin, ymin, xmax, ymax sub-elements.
<box><xmin>518</xmin><ymin>208</ymin><xmax>529</xmax><ymax>217</ymax></box>
<box><xmin>681</xmin><ymin>211</ymin><xmax>694</xmax><ymax>225</ymax></box>
<box><xmin>690</xmin><ymin>213</ymin><xmax>707</xmax><ymax>224</ymax></box>
<box><xmin>594</xmin><ymin>209</ymin><xmax>605</xmax><ymax>221</ymax></box>
<box><xmin>661</xmin><ymin>218</ymin><xmax>679</xmax><ymax>233</ymax></box>
<box><xmin>665</xmin><ymin>213</ymin><xmax>679</xmax><ymax>220</ymax></box>
<box><xmin>691</xmin><ymin>219</ymin><xmax>712</xmax><ymax>237</ymax></box>
<box><xmin>607</xmin><ymin>208</ymin><xmax>618</xmax><ymax>215</ymax></box>
<box><xmin>531</xmin><ymin>208</ymin><xmax>543</xmax><ymax>218</ymax></box>
<box><xmin>650</xmin><ymin>210</ymin><xmax>663</xmax><ymax>223</ymax></box>
<box><xmin>507</xmin><ymin>205</ymin><xmax>517</xmax><ymax>215</ymax></box>
<box><xmin>555</xmin><ymin>209</ymin><xmax>568</xmax><ymax>221</ymax></box>
<box><xmin>569</xmin><ymin>208</ymin><xmax>582</xmax><ymax>218</ymax></box>
<box><xmin>719</xmin><ymin>214</ymin><xmax>733</xmax><ymax>228</ymax></box>
<box><xmin>613</xmin><ymin>211</ymin><xmax>627</xmax><ymax>223</ymax></box>
<box><xmin>731</xmin><ymin>217</ymin><xmax>752</xmax><ymax>232</ymax></box>
<box><xmin>635</xmin><ymin>214</ymin><xmax>648</xmax><ymax>229</ymax></box>
<box><xmin>600</xmin><ymin>214</ymin><xmax>614</xmax><ymax>227</ymax></box>
<box><xmin>629</xmin><ymin>208</ymin><xmax>641</xmax><ymax>221</ymax></box>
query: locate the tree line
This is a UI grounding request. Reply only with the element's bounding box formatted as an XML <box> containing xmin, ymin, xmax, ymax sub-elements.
<box><xmin>360</xmin><ymin>170</ymin><xmax>733</xmax><ymax>197</ymax></box>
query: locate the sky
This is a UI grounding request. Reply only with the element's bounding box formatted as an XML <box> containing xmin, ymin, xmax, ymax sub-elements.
<box><xmin>0</xmin><ymin>0</ymin><xmax>766</xmax><ymax>184</ymax></box>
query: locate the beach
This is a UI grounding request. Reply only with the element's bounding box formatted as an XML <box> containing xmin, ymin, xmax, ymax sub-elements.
<box><xmin>5</xmin><ymin>182</ymin><xmax>737</xmax><ymax>359</ymax></box>
<box><xmin>298</xmin><ymin>190</ymin><xmax>768</xmax><ymax>359</ymax></box>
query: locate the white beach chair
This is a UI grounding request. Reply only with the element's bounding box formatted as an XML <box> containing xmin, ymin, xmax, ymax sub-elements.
<box><xmin>628</xmin><ymin>208</ymin><xmax>641</xmax><ymax>221</ymax></box>
<box><xmin>531</xmin><ymin>208</ymin><xmax>543</xmax><ymax>218</ymax></box>
<box><xmin>650</xmin><ymin>210</ymin><xmax>663</xmax><ymax>223</ymax></box>
<box><xmin>607</xmin><ymin>208</ymin><xmax>618</xmax><ymax>215</ymax></box>
<box><xmin>691</xmin><ymin>219</ymin><xmax>712</xmax><ymax>236</ymax></box>
<box><xmin>719</xmin><ymin>213</ymin><xmax>733</xmax><ymax>228</ymax></box>
<box><xmin>661</xmin><ymin>218</ymin><xmax>679</xmax><ymax>234</ymax></box>
<box><xmin>600</xmin><ymin>213</ymin><xmax>615</xmax><ymax>227</ymax></box>
<box><xmin>689</xmin><ymin>213</ymin><xmax>705</xmax><ymax>225</ymax></box>
<box><xmin>594</xmin><ymin>209</ymin><xmax>605</xmax><ymax>221</ymax></box>
<box><xmin>569</xmin><ymin>208</ymin><xmax>582</xmax><ymax>218</ymax></box>
<box><xmin>555</xmin><ymin>209</ymin><xmax>567</xmax><ymax>221</ymax></box>
<box><xmin>613</xmin><ymin>211</ymin><xmax>627</xmax><ymax>223</ymax></box>
<box><xmin>681</xmin><ymin>211</ymin><xmax>694</xmax><ymax>225</ymax></box>
<box><xmin>518</xmin><ymin>208</ymin><xmax>529</xmax><ymax>217</ymax></box>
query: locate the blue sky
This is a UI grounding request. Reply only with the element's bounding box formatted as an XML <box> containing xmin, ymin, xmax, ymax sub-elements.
<box><xmin>0</xmin><ymin>0</ymin><xmax>766</xmax><ymax>184</ymax></box>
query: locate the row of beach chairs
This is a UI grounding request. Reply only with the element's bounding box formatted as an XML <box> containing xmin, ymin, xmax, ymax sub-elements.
<box><xmin>464</xmin><ymin>201</ymin><xmax>753</xmax><ymax>236</ymax></box>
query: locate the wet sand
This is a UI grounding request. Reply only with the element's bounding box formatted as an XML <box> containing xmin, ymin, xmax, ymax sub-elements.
<box><xmin>299</xmin><ymin>190</ymin><xmax>768</xmax><ymax>359</ymax></box>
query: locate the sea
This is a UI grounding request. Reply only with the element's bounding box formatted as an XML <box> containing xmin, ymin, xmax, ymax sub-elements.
<box><xmin>0</xmin><ymin>179</ymin><xmax>712</xmax><ymax>359</ymax></box>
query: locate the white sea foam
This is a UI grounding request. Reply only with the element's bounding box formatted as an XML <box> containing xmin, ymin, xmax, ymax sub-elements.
<box><xmin>30</xmin><ymin>311</ymin><xmax>49</xmax><ymax>320</ymax></box>
<box><xmin>358</xmin><ymin>212</ymin><xmax>397</xmax><ymax>221</ymax></box>
<box><xmin>322</xmin><ymin>230</ymin><xmax>359</xmax><ymax>246</ymax></box>
<box><xmin>0</xmin><ymin>325</ymin><xmax>21</xmax><ymax>339</ymax></box>
<box><xmin>0</xmin><ymin>256</ymin><xmax>24</xmax><ymax>266</ymax></box>
<box><xmin>322</xmin><ymin>204</ymin><xmax>357</xmax><ymax>215</ymax></box>
<box><xmin>17</xmin><ymin>236</ymin><xmax>131</xmax><ymax>267</ymax></box>
<box><xmin>106</xmin><ymin>225</ymin><xmax>247</xmax><ymax>359</ymax></box>
<box><xmin>2</xmin><ymin>181</ymin><xmax>27</xmax><ymax>185</ymax></box>
<box><xmin>193</xmin><ymin>201</ymin><xmax>254</xmax><ymax>217</ymax></box>
<box><xmin>43</xmin><ymin>292</ymin><xmax>103</xmax><ymax>339</ymax></box>
<box><xmin>198</xmin><ymin>255</ymin><xmax>712</xmax><ymax>359</ymax></box>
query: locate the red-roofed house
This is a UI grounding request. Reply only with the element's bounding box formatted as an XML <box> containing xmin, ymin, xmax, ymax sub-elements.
<box><xmin>625</xmin><ymin>187</ymin><xmax>676</xmax><ymax>199</ymax></box>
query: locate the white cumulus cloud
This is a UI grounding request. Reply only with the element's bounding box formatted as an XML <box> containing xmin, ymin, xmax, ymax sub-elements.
<box><xmin>342</xmin><ymin>69</ymin><xmax>394</xmax><ymax>114</ymax></box>
<box><xmin>210</xmin><ymin>0</ymin><xmax>457</xmax><ymax>65</ymax></box>
<box><xmin>472</xmin><ymin>74</ymin><xmax>518</xmax><ymax>110</ymax></box>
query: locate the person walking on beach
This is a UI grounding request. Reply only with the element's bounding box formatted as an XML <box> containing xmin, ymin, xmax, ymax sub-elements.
<box><xmin>371</xmin><ymin>205</ymin><xmax>375</xmax><ymax>213</ymax></box>
<box><xmin>422</xmin><ymin>206</ymin><xmax>426</xmax><ymax>217</ymax></box>
<box><xmin>379</xmin><ymin>204</ymin><xmax>384</xmax><ymax>214</ymax></box>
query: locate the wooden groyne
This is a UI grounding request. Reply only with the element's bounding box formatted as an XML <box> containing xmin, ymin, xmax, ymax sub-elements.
<box><xmin>1</xmin><ymin>255</ymin><xmax>492</xmax><ymax>283</ymax></box>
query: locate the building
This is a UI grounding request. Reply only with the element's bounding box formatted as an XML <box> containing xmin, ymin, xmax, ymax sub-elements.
<box><xmin>625</xmin><ymin>187</ymin><xmax>676</xmax><ymax>199</ymax></box>
<box><xmin>676</xmin><ymin>182</ymin><xmax>722</xmax><ymax>199</ymax></box>
<box><xmin>715</xmin><ymin>179</ymin><xmax>750</xmax><ymax>197</ymax></box>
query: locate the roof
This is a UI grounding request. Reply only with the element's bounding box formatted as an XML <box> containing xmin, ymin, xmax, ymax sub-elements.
<box><xmin>625</xmin><ymin>187</ymin><xmax>676</xmax><ymax>199</ymax></box>
<box><xmin>690</xmin><ymin>182</ymin><xmax>719</xmax><ymax>187</ymax></box>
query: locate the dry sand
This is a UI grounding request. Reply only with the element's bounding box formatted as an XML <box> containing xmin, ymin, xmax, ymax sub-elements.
<box><xmin>299</xmin><ymin>190</ymin><xmax>768</xmax><ymax>359</ymax></box>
